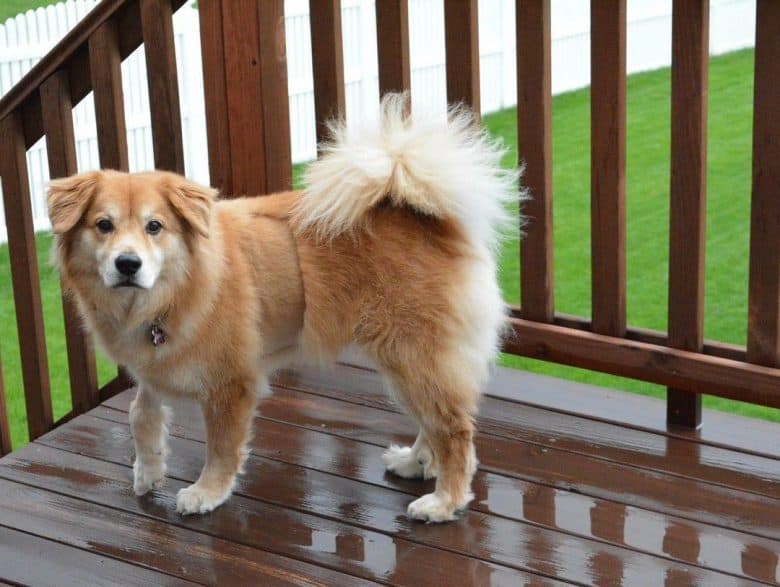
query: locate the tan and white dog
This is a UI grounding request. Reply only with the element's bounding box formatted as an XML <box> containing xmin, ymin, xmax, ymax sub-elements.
<box><xmin>48</xmin><ymin>94</ymin><xmax>513</xmax><ymax>522</ymax></box>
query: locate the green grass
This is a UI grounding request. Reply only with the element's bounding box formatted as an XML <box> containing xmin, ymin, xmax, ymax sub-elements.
<box><xmin>487</xmin><ymin>48</ymin><xmax>777</xmax><ymax>423</ymax></box>
<box><xmin>0</xmin><ymin>0</ymin><xmax>60</xmax><ymax>23</ymax></box>
<box><xmin>0</xmin><ymin>47</ymin><xmax>776</xmax><ymax>449</ymax></box>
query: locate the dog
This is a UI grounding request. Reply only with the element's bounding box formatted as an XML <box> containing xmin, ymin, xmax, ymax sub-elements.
<box><xmin>47</xmin><ymin>94</ymin><xmax>513</xmax><ymax>522</ymax></box>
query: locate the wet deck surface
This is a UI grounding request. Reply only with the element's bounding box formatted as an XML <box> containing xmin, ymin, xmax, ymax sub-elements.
<box><xmin>0</xmin><ymin>359</ymin><xmax>778</xmax><ymax>586</ymax></box>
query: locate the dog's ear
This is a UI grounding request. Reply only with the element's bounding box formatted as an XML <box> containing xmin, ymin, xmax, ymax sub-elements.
<box><xmin>47</xmin><ymin>171</ymin><xmax>102</xmax><ymax>234</ymax></box>
<box><xmin>163</xmin><ymin>175</ymin><xmax>217</xmax><ymax>238</ymax></box>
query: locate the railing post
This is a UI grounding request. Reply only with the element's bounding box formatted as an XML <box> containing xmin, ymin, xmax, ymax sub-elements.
<box><xmin>444</xmin><ymin>0</ymin><xmax>480</xmax><ymax>116</ymax></box>
<box><xmin>667</xmin><ymin>0</ymin><xmax>710</xmax><ymax>429</ymax></box>
<box><xmin>375</xmin><ymin>0</ymin><xmax>411</xmax><ymax>99</ymax></box>
<box><xmin>199</xmin><ymin>0</ymin><xmax>292</xmax><ymax>194</ymax></box>
<box><xmin>309</xmin><ymin>0</ymin><xmax>346</xmax><ymax>151</ymax></box>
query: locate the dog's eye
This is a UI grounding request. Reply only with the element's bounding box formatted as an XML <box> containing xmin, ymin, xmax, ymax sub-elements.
<box><xmin>96</xmin><ymin>219</ymin><xmax>114</xmax><ymax>234</ymax></box>
<box><xmin>146</xmin><ymin>220</ymin><xmax>163</xmax><ymax>235</ymax></box>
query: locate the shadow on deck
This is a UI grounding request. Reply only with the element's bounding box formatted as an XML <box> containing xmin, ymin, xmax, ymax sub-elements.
<box><xmin>0</xmin><ymin>360</ymin><xmax>778</xmax><ymax>586</ymax></box>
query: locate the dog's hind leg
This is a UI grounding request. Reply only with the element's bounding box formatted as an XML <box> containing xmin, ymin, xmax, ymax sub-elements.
<box><xmin>129</xmin><ymin>386</ymin><xmax>171</xmax><ymax>495</ymax></box>
<box><xmin>176</xmin><ymin>379</ymin><xmax>257</xmax><ymax>515</ymax></box>
<box><xmin>378</xmin><ymin>357</ymin><xmax>479</xmax><ymax>523</ymax></box>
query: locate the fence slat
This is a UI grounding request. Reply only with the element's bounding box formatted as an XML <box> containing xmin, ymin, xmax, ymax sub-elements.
<box><xmin>40</xmin><ymin>70</ymin><xmax>99</xmax><ymax>415</ymax></box>
<box><xmin>0</xmin><ymin>111</ymin><xmax>53</xmax><ymax>441</ymax></box>
<box><xmin>444</xmin><ymin>0</ymin><xmax>480</xmax><ymax>115</ymax></box>
<box><xmin>140</xmin><ymin>0</ymin><xmax>185</xmax><ymax>173</ymax></box>
<box><xmin>666</xmin><ymin>0</ymin><xmax>710</xmax><ymax>428</ymax></box>
<box><xmin>590</xmin><ymin>1</ymin><xmax>626</xmax><ymax>337</ymax></box>
<box><xmin>748</xmin><ymin>0</ymin><xmax>780</xmax><ymax>368</ymax></box>
<box><xmin>309</xmin><ymin>0</ymin><xmax>345</xmax><ymax>147</ymax></box>
<box><xmin>0</xmin><ymin>356</ymin><xmax>11</xmax><ymax>455</ymax></box>
<box><xmin>376</xmin><ymin>0</ymin><xmax>411</xmax><ymax>98</ymax></box>
<box><xmin>517</xmin><ymin>0</ymin><xmax>554</xmax><ymax>322</ymax></box>
<box><xmin>89</xmin><ymin>20</ymin><xmax>129</xmax><ymax>171</ymax></box>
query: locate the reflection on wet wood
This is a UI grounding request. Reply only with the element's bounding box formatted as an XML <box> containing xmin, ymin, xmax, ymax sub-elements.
<box><xmin>0</xmin><ymin>363</ymin><xmax>778</xmax><ymax>585</ymax></box>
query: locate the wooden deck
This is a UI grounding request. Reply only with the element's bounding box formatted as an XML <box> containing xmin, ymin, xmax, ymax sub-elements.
<box><xmin>0</xmin><ymin>359</ymin><xmax>778</xmax><ymax>586</ymax></box>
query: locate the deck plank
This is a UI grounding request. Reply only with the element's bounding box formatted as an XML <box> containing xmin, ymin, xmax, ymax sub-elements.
<box><xmin>0</xmin><ymin>477</ymin><xmax>374</xmax><ymax>586</ymax></box>
<box><xmin>0</xmin><ymin>524</ymin><xmax>195</xmax><ymax>586</ymax></box>
<box><xmin>27</xmin><ymin>413</ymin><xmax>764</xmax><ymax>586</ymax></box>
<box><xmin>0</xmin><ymin>442</ymin><xmax>543</xmax><ymax>586</ymax></box>
<box><xmin>272</xmin><ymin>364</ymin><xmax>780</xmax><ymax>497</ymax></box>
<box><xmin>88</xmin><ymin>404</ymin><xmax>780</xmax><ymax>584</ymax></box>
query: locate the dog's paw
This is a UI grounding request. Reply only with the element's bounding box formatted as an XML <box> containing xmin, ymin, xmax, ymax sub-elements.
<box><xmin>176</xmin><ymin>483</ymin><xmax>231</xmax><ymax>515</ymax></box>
<box><xmin>407</xmin><ymin>491</ymin><xmax>471</xmax><ymax>523</ymax></box>
<box><xmin>382</xmin><ymin>444</ymin><xmax>437</xmax><ymax>479</ymax></box>
<box><xmin>133</xmin><ymin>458</ymin><xmax>166</xmax><ymax>495</ymax></box>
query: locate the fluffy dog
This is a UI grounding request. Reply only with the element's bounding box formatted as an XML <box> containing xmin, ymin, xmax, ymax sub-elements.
<box><xmin>48</xmin><ymin>94</ymin><xmax>513</xmax><ymax>522</ymax></box>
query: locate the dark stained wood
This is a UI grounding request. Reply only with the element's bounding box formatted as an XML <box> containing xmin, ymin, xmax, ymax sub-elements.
<box><xmin>507</xmin><ymin>306</ymin><xmax>747</xmax><ymax>362</ymax></box>
<box><xmin>0</xmin><ymin>112</ymin><xmax>53</xmax><ymax>441</ymax></box>
<box><xmin>219</xmin><ymin>0</ymin><xmax>268</xmax><ymax>195</ymax></box>
<box><xmin>0</xmin><ymin>443</ymin><xmax>540</xmax><ymax>586</ymax></box>
<box><xmin>748</xmin><ymin>0</ymin><xmax>780</xmax><ymax>367</ymax></box>
<box><xmin>517</xmin><ymin>0</ymin><xmax>554</xmax><ymax>322</ymax></box>
<box><xmin>199</xmin><ymin>0</ymin><xmax>291</xmax><ymax>196</ymax></box>
<box><xmin>198</xmin><ymin>0</ymin><xmax>232</xmax><ymax>194</ymax></box>
<box><xmin>256</xmin><ymin>0</ymin><xmax>292</xmax><ymax>193</ymax></box>
<box><xmin>309</xmin><ymin>0</ymin><xmax>346</xmax><ymax>147</ymax></box>
<box><xmin>375</xmin><ymin>0</ymin><xmax>411</xmax><ymax>97</ymax></box>
<box><xmin>140</xmin><ymin>0</ymin><xmax>185</xmax><ymax>173</ymax></box>
<box><xmin>35</xmin><ymin>414</ymin><xmax>769</xmax><ymax>585</ymax></box>
<box><xmin>90</xmin><ymin>401</ymin><xmax>780</xmax><ymax>582</ymax></box>
<box><xmin>0</xmin><ymin>478</ymin><xmax>373</xmax><ymax>586</ymax></box>
<box><xmin>505</xmin><ymin>316</ymin><xmax>780</xmax><ymax>408</ymax></box>
<box><xmin>89</xmin><ymin>20</ymin><xmax>130</xmax><ymax>171</ymax></box>
<box><xmin>666</xmin><ymin>0</ymin><xmax>710</xmax><ymax>429</ymax></box>
<box><xmin>590</xmin><ymin>1</ymin><xmax>626</xmax><ymax>337</ymax></box>
<box><xmin>0</xmin><ymin>525</ymin><xmax>195</xmax><ymax>586</ymax></box>
<box><xmin>444</xmin><ymin>0</ymin><xmax>480</xmax><ymax>115</ymax></box>
<box><xmin>266</xmin><ymin>364</ymin><xmax>780</xmax><ymax>499</ymax></box>
<box><xmin>0</xmin><ymin>359</ymin><xmax>10</xmax><ymax>456</ymax></box>
<box><xmin>40</xmin><ymin>71</ymin><xmax>100</xmax><ymax>416</ymax></box>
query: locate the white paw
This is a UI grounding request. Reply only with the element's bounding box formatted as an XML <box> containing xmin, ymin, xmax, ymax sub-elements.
<box><xmin>176</xmin><ymin>483</ymin><xmax>231</xmax><ymax>515</ymax></box>
<box><xmin>382</xmin><ymin>444</ymin><xmax>437</xmax><ymax>479</ymax></box>
<box><xmin>407</xmin><ymin>491</ymin><xmax>471</xmax><ymax>523</ymax></box>
<box><xmin>133</xmin><ymin>459</ymin><xmax>166</xmax><ymax>496</ymax></box>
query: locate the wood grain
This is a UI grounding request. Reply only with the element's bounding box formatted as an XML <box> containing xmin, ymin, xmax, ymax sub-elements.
<box><xmin>444</xmin><ymin>0</ymin><xmax>480</xmax><ymax>115</ymax></box>
<box><xmin>667</xmin><ymin>0</ymin><xmax>710</xmax><ymax>428</ymax></box>
<box><xmin>309</xmin><ymin>0</ymin><xmax>346</xmax><ymax>148</ymax></box>
<box><xmin>517</xmin><ymin>0</ymin><xmax>554</xmax><ymax>322</ymax></box>
<box><xmin>748</xmin><ymin>0</ymin><xmax>780</xmax><ymax>367</ymax></box>
<box><xmin>590</xmin><ymin>1</ymin><xmax>626</xmax><ymax>337</ymax></box>
<box><xmin>41</xmin><ymin>71</ymin><xmax>100</xmax><ymax>416</ymax></box>
<box><xmin>0</xmin><ymin>111</ymin><xmax>53</xmax><ymax>440</ymax></box>
<box><xmin>375</xmin><ymin>0</ymin><xmax>411</xmax><ymax>98</ymax></box>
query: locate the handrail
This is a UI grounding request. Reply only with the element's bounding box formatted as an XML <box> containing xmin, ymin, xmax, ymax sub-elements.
<box><xmin>0</xmin><ymin>0</ymin><xmax>186</xmax><ymax>148</ymax></box>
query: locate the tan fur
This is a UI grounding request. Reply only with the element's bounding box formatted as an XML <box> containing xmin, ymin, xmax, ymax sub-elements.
<box><xmin>50</xmin><ymin>165</ymin><xmax>500</xmax><ymax>521</ymax></box>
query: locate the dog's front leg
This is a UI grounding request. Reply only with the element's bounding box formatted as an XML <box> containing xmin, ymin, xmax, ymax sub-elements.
<box><xmin>176</xmin><ymin>379</ymin><xmax>257</xmax><ymax>515</ymax></box>
<box><xmin>129</xmin><ymin>386</ymin><xmax>171</xmax><ymax>495</ymax></box>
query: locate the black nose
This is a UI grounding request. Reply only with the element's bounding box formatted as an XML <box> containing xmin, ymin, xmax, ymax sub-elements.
<box><xmin>115</xmin><ymin>254</ymin><xmax>142</xmax><ymax>276</ymax></box>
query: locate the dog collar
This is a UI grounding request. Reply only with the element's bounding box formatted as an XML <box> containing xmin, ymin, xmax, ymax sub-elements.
<box><xmin>150</xmin><ymin>320</ymin><xmax>166</xmax><ymax>346</ymax></box>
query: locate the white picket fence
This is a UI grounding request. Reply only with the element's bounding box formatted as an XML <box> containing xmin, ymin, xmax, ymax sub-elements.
<box><xmin>0</xmin><ymin>0</ymin><xmax>756</xmax><ymax>242</ymax></box>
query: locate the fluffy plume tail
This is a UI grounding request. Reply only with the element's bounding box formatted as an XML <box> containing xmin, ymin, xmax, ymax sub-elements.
<box><xmin>292</xmin><ymin>93</ymin><xmax>517</xmax><ymax>251</ymax></box>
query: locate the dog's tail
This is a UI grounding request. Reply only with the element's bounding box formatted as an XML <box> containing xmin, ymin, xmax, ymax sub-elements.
<box><xmin>292</xmin><ymin>93</ymin><xmax>518</xmax><ymax>251</ymax></box>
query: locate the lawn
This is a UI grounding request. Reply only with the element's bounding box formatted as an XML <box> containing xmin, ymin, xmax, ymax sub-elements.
<box><xmin>0</xmin><ymin>0</ymin><xmax>59</xmax><ymax>22</ymax></box>
<box><xmin>1</xmin><ymin>47</ymin><xmax>777</xmax><ymax>448</ymax></box>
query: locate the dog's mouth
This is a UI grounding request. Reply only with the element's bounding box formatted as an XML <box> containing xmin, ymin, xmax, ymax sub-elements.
<box><xmin>112</xmin><ymin>280</ymin><xmax>145</xmax><ymax>289</ymax></box>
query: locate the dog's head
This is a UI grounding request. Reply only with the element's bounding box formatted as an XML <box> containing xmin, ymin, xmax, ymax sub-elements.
<box><xmin>48</xmin><ymin>170</ymin><xmax>216</xmax><ymax>295</ymax></box>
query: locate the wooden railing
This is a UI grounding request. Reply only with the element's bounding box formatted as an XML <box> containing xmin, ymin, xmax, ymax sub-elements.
<box><xmin>0</xmin><ymin>0</ymin><xmax>778</xmax><ymax>455</ymax></box>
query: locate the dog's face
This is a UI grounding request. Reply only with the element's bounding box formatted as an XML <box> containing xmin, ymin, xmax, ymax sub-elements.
<box><xmin>48</xmin><ymin>170</ymin><xmax>215</xmax><ymax>295</ymax></box>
